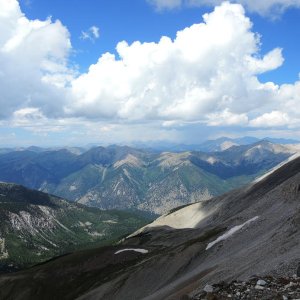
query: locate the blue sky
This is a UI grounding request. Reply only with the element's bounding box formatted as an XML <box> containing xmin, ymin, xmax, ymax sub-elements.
<box><xmin>0</xmin><ymin>0</ymin><xmax>300</xmax><ymax>146</ymax></box>
<box><xmin>19</xmin><ymin>0</ymin><xmax>300</xmax><ymax>83</ymax></box>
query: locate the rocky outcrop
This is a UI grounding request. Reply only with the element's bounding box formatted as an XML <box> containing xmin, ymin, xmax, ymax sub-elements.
<box><xmin>192</xmin><ymin>275</ymin><xmax>300</xmax><ymax>300</ymax></box>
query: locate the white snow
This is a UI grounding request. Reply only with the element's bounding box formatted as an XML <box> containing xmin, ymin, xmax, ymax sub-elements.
<box><xmin>114</xmin><ymin>248</ymin><xmax>149</xmax><ymax>255</ymax></box>
<box><xmin>206</xmin><ymin>216</ymin><xmax>259</xmax><ymax>250</ymax></box>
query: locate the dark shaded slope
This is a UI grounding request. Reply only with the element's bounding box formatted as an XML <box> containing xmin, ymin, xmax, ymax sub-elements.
<box><xmin>0</xmin><ymin>183</ymin><xmax>149</xmax><ymax>273</ymax></box>
<box><xmin>0</xmin><ymin>149</ymin><xmax>77</xmax><ymax>188</ymax></box>
<box><xmin>0</xmin><ymin>182</ymin><xmax>59</xmax><ymax>207</ymax></box>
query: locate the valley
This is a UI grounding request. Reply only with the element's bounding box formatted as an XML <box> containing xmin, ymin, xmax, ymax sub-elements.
<box><xmin>0</xmin><ymin>150</ymin><xmax>299</xmax><ymax>299</ymax></box>
<box><xmin>0</xmin><ymin>140</ymin><xmax>296</xmax><ymax>214</ymax></box>
<box><xmin>0</xmin><ymin>182</ymin><xmax>149</xmax><ymax>272</ymax></box>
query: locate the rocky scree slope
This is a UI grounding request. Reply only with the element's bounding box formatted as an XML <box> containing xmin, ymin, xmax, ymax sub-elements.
<box><xmin>0</xmin><ymin>155</ymin><xmax>299</xmax><ymax>299</ymax></box>
<box><xmin>0</xmin><ymin>141</ymin><xmax>296</xmax><ymax>215</ymax></box>
<box><xmin>0</xmin><ymin>182</ymin><xmax>148</xmax><ymax>272</ymax></box>
<box><xmin>192</xmin><ymin>275</ymin><xmax>300</xmax><ymax>299</ymax></box>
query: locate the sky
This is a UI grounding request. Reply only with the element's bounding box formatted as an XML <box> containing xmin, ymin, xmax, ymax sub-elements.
<box><xmin>0</xmin><ymin>0</ymin><xmax>300</xmax><ymax>147</ymax></box>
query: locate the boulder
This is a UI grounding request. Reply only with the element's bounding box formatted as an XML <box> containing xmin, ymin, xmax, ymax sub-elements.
<box><xmin>203</xmin><ymin>284</ymin><xmax>214</xmax><ymax>293</ymax></box>
<box><xmin>256</xmin><ymin>279</ymin><xmax>267</xmax><ymax>286</ymax></box>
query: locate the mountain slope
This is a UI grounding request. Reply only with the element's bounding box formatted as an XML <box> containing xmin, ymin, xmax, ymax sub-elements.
<box><xmin>73</xmin><ymin>141</ymin><xmax>295</xmax><ymax>214</ymax></box>
<box><xmin>194</xmin><ymin>136</ymin><xmax>299</xmax><ymax>152</ymax></box>
<box><xmin>0</xmin><ymin>182</ymin><xmax>149</xmax><ymax>272</ymax></box>
<box><xmin>0</xmin><ymin>142</ymin><xmax>296</xmax><ymax>214</ymax></box>
<box><xmin>0</xmin><ymin>156</ymin><xmax>298</xmax><ymax>299</ymax></box>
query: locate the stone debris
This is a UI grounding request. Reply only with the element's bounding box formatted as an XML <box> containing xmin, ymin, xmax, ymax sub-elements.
<box><xmin>297</xmin><ymin>263</ymin><xmax>300</xmax><ymax>277</ymax></box>
<box><xmin>254</xmin><ymin>284</ymin><xmax>264</xmax><ymax>290</ymax></box>
<box><xmin>203</xmin><ymin>284</ymin><xmax>214</xmax><ymax>293</ymax></box>
<box><xmin>192</xmin><ymin>276</ymin><xmax>300</xmax><ymax>300</ymax></box>
<box><xmin>257</xmin><ymin>279</ymin><xmax>267</xmax><ymax>286</ymax></box>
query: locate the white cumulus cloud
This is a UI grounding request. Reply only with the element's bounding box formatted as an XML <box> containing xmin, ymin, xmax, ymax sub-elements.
<box><xmin>68</xmin><ymin>2</ymin><xmax>293</xmax><ymax>127</ymax></box>
<box><xmin>148</xmin><ymin>0</ymin><xmax>300</xmax><ymax>16</ymax></box>
<box><xmin>0</xmin><ymin>0</ymin><xmax>300</xmax><ymax>143</ymax></box>
<box><xmin>0</xmin><ymin>0</ymin><xmax>72</xmax><ymax>119</ymax></box>
<box><xmin>249</xmin><ymin>111</ymin><xmax>290</xmax><ymax>127</ymax></box>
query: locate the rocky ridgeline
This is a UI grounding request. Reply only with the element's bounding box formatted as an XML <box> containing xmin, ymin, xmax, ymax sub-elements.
<box><xmin>192</xmin><ymin>275</ymin><xmax>300</xmax><ymax>300</ymax></box>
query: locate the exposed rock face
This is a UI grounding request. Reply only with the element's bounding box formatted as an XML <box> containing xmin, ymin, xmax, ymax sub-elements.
<box><xmin>0</xmin><ymin>155</ymin><xmax>299</xmax><ymax>300</ymax></box>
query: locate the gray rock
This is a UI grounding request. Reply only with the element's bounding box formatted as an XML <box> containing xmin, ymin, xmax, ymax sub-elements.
<box><xmin>203</xmin><ymin>284</ymin><xmax>214</xmax><ymax>293</ymax></box>
<box><xmin>297</xmin><ymin>263</ymin><xmax>300</xmax><ymax>277</ymax></box>
<box><xmin>255</xmin><ymin>285</ymin><xmax>265</xmax><ymax>290</ymax></box>
<box><xmin>257</xmin><ymin>279</ymin><xmax>267</xmax><ymax>286</ymax></box>
<box><xmin>284</xmin><ymin>282</ymin><xmax>296</xmax><ymax>289</ymax></box>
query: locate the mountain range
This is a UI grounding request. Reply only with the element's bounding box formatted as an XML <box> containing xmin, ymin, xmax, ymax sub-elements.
<box><xmin>0</xmin><ymin>182</ymin><xmax>148</xmax><ymax>272</ymax></box>
<box><xmin>0</xmin><ymin>149</ymin><xmax>299</xmax><ymax>299</ymax></box>
<box><xmin>0</xmin><ymin>140</ymin><xmax>298</xmax><ymax>214</ymax></box>
<box><xmin>131</xmin><ymin>136</ymin><xmax>300</xmax><ymax>152</ymax></box>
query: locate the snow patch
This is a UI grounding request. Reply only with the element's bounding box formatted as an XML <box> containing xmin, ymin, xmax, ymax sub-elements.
<box><xmin>114</xmin><ymin>248</ymin><xmax>149</xmax><ymax>255</ymax></box>
<box><xmin>206</xmin><ymin>216</ymin><xmax>259</xmax><ymax>250</ymax></box>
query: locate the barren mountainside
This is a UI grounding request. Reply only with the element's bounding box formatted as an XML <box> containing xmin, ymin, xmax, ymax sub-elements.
<box><xmin>0</xmin><ymin>141</ymin><xmax>296</xmax><ymax>214</ymax></box>
<box><xmin>0</xmin><ymin>155</ymin><xmax>299</xmax><ymax>299</ymax></box>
